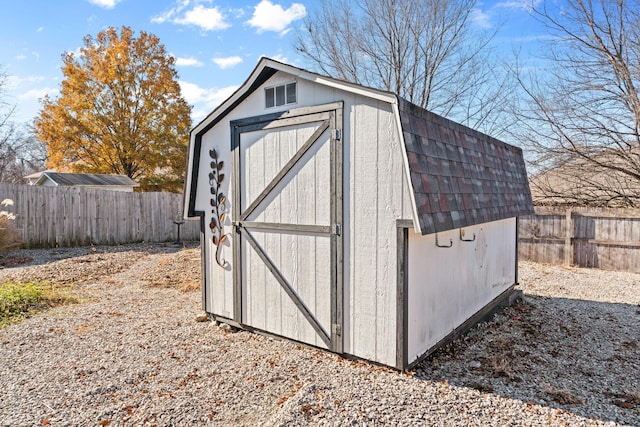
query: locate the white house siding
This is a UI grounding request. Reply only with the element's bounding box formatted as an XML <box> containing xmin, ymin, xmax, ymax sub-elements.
<box><xmin>39</xmin><ymin>179</ymin><xmax>57</xmax><ymax>187</ymax></box>
<box><xmin>406</xmin><ymin>218</ymin><xmax>517</xmax><ymax>365</ymax></box>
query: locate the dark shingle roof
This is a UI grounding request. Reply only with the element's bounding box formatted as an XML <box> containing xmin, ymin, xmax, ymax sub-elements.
<box><xmin>399</xmin><ymin>98</ymin><xmax>534</xmax><ymax>235</ymax></box>
<box><xmin>40</xmin><ymin>172</ymin><xmax>138</xmax><ymax>187</ymax></box>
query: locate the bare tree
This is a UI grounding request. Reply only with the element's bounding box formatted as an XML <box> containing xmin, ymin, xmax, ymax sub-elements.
<box><xmin>0</xmin><ymin>67</ymin><xmax>46</xmax><ymax>183</ymax></box>
<box><xmin>0</xmin><ymin>127</ymin><xmax>46</xmax><ymax>183</ymax></box>
<box><xmin>295</xmin><ymin>0</ymin><xmax>513</xmax><ymax>135</ymax></box>
<box><xmin>514</xmin><ymin>0</ymin><xmax>640</xmax><ymax>207</ymax></box>
<box><xmin>0</xmin><ymin>67</ymin><xmax>13</xmax><ymax>131</ymax></box>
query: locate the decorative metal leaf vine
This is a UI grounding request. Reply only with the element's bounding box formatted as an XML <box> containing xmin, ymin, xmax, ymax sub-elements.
<box><xmin>209</xmin><ymin>148</ymin><xmax>229</xmax><ymax>267</ymax></box>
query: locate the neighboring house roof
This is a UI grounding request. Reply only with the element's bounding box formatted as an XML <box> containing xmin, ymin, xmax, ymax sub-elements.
<box><xmin>24</xmin><ymin>171</ymin><xmax>47</xmax><ymax>180</ymax></box>
<box><xmin>185</xmin><ymin>57</ymin><xmax>534</xmax><ymax>235</ymax></box>
<box><xmin>529</xmin><ymin>153</ymin><xmax>640</xmax><ymax>207</ymax></box>
<box><xmin>34</xmin><ymin>172</ymin><xmax>139</xmax><ymax>188</ymax></box>
<box><xmin>24</xmin><ymin>170</ymin><xmax>54</xmax><ymax>184</ymax></box>
<box><xmin>398</xmin><ymin>98</ymin><xmax>534</xmax><ymax>233</ymax></box>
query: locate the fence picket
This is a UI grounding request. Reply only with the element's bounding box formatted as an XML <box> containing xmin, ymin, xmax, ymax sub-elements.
<box><xmin>0</xmin><ymin>183</ymin><xmax>199</xmax><ymax>248</ymax></box>
<box><xmin>519</xmin><ymin>206</ymin><xmax>640</xmax><ymax>273</ymax></box>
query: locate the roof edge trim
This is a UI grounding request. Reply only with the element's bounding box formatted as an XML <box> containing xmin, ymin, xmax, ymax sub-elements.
<box><xmin>391</xmin><ymin>98</ymin><xmax>422</xmax><ymax>234</ymax></box>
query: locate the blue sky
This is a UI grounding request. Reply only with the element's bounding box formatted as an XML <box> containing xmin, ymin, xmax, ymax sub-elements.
<box><xmin>0</xmin><ymin>0</ymin><xmax>545</xmax><ymax>126</ymax></box>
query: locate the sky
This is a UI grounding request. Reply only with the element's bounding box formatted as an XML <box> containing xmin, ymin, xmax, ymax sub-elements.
<box><xmin>0</xmin><ymin>0</ymin><xmax>546</xmax><ymax>127</ymax></box>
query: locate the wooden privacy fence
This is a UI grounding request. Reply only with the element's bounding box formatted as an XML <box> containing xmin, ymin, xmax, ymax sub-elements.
<box><xmin>0</xmin><ymin>184</ymin><xmax>199</xmax><ymax>248</ymax></box>
<box><xmin>519</xmin><ymin>206</ymin><xmax>640</xmax><ymax>272</ymax></box>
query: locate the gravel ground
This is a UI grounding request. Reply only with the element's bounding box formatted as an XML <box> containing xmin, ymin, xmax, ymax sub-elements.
<box><xmin>0</xmin><ymin>244</ymin><xmax>638</xmax><ymax>426</ymax></box>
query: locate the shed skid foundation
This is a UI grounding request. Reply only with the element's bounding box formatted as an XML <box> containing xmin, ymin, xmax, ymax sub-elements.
<box><xmin>205</xmin><ymin>285</ymin><xmax>522</xmax><ymax>371</ymax></box>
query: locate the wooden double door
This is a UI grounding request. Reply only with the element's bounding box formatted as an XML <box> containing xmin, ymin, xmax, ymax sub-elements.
<box><xmin>230</xmin><ymin>102</ymin><xmax>343</xmax><ymax>352</ymax></box>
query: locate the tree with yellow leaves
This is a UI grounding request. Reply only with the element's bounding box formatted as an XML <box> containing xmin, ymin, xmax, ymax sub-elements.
<box><xmin>35</xmin><ymin>26</ymin><xmax>191</xmax><ymax>192</ymax></box>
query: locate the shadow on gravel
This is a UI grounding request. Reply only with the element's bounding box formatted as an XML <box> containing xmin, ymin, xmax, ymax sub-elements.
<box><xmin>0</xmin><ymin>241</ymin><xmax>200</xmax><ymax>269</ymax></box>
<box><xmin>414</xmin><ymin>295</ymin><xmax>640</xmax><ymax>426</ymax></box>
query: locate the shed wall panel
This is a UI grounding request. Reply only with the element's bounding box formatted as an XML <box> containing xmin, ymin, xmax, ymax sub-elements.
<box><xmin>199</xmin><ymin>127</ymin><xmax>234</xmax><ymax>319</ymax></box>
<box><xmin>407</xmin><ymin>218</ymin><xmax>517</xmax><ymax>364</ymax></box>
<box><xmin>348</xmin><ymin>97</ymin><xmax>410</xmax><ymax>367</ymax></box>
<box><xmin>350</xmin><ymin>100</ymin><xmax>380</xmax><ymax>362</ymax></box>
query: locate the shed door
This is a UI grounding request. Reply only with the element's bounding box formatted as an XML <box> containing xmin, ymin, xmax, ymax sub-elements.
<box><xmin>231</xmin><ymin>102</ymin><xmax>343</xmax><ymax>352</ymax></box>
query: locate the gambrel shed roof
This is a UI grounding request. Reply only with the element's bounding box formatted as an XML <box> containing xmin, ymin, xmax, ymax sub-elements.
<box><xmin>184</xmin><ymin>57</ymin><xmax>533</xmax><ymax>234</ymax></box>
<box><xmin>398</xmin><ymin>99</ymin><xmax>533</xmax><ymax>234</ymax></box>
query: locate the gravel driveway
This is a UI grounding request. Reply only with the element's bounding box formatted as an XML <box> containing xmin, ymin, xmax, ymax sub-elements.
<box><xmin>0</xmin><ymin>243</ymin><xmax>638</xmax><ymax>426</ymax></box>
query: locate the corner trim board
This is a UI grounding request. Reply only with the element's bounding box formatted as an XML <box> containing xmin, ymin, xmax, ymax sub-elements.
<box><xmin>396</xmin><ymin>222</ymin><xmax>409</xmax><ymax>370</ymax></box>
<box><xmin>199</xmin><ymin>215</ymin><xmax>207</xmax><ymax>312</ymax></box>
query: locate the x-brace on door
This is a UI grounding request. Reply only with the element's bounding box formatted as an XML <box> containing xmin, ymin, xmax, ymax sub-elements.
<box><xmin>230</xmin><ymin>101</ymin><xmax>343</xmax><ymax>353</ymax></box>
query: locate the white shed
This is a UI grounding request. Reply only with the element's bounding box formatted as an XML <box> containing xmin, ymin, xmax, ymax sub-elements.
<box><xmin>183</xmin><ymin>58</ymin><xmax>534</xmax><ymax>369</ymax></box>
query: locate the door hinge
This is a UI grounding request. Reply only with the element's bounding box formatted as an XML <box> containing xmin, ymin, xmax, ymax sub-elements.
<box><xmin>332</xmin><ymin>323</ymin><xmax>342</xmax><ymax>336</ymax></box>
<box><xmin>334</xmin><ymin>224</ymin><xmax>341</xmax><ymax>236</ymax></box>
<box><xmin>333</xmin><ymin>129</ymin><xmax>341</xmax><ymax>141</ymax></box>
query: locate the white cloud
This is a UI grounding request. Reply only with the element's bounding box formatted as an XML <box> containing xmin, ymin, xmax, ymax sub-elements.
<box><xmin>190</xmin><ymin>108</ymin><xmax>210</xmax><ymax>122</ymax></box>
<box><xmin>212</xmin><ymin>56</ymin><xmax>243</xmax><ymax>69</ymax></box>
<box><xmin>230</xmin><ymin>8</ymin><xmax>246</xmax><ymax>19</ymax></box>
<box><xmin>63</xmin><ymin>46</ymin><xmax>84</xmax><ymax>59</ymax></box>
<box><xmin>471</xmin><ymin>8</ymin><xmax>493</xmax><ymax>29</ymax></box>
<box><xmin>175</xmin><ymin>56</ymin><xmax>204</xmax><ymax>67</ymax></box>
<box><xmin>179</xmin><ymin>81</ymin><xmax>238</xmax><ymax>110</ymax></box>
<box><xmin>5</xmin><ymin>76</ymin><xmax>20</xmax><ymax>90</ymax></box>
<box><xmin>247</xmin><ymin>0</ymin><xmax>306</xmax><ymax>34</ymax></box>
<box><xmin>15</xmin><ymin>54</ymin><xmax>27</xmax><ymax>61</ymax></box>
<box><xmin>153</xmin><ymin>2</ymin><xmax>232</xmax><ymax>31</ymax></box>
<box><xmin>18</xmin><ymin>87</ymin><xmax>58</xmax><ymax>101</ymax></box>
<box><xmin>269</xmin><ymin>53</ymin><xmax>288</xmax><ymax>63</ymax></box>
<box><xmin>495</xmin><ymin>0</ymin><xmax>541</xmax><ymax>11</ymax></box>
<box><xmin>6</xmin><ymin>75</ymin><xmax>47</xmax><ymax>89</ymax></box>
<box><xmin>36</xmin><ymin>27</ymin><xmax>44</xmax><ymax>32</ymax></box>
<box><xmin>87</xmin><ymin>0</ymin><xmax>121</xmax><ymax>9</ymax></box>
<box><xmin>151</xmin><ymin>0</ymin><xmax>191</xmax><ymax>24</ymax></box>
<box><xmin>173</xmin><ymin>5</ymin><xmax>230</xmax><ymax>31</ymax></box>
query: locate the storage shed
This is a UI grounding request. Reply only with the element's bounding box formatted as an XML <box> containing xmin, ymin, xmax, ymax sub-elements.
<box><xmin>183</xmin><ymin>58</ymin><xmax>534</xmax><ymax>369</ymax></box>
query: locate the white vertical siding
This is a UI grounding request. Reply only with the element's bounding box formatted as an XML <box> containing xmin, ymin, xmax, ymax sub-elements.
<box><xmin>348</xmin><ymin>97</ymin><xmax>412</xmax><ymax>367</ymax></box>
<box><xmin>350</xmin><ymin>99</ymin><xmax>380</xmax><ymax>362</ymax></box>
<box><xmin>199</xmin><ymin>128</ymin><xmax>234</xmax><ymax>319</ymax></box>
<box><xmin>406</xmin><ymin>218</ymin><xmax>517</xmax><ymax>365</ymax></box>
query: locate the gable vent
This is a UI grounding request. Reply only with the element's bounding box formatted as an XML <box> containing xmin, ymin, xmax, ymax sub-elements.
<box><xmin>265</xmin><ymin>82</ymin><xmax>296</xmax><ymax>108</ymax></box>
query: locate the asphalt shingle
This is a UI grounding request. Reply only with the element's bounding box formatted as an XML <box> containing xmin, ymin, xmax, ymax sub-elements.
<box><xmin>399</xmin><ymin>98</ymin><xmax>534</xmax><ymax>235</ymax></box>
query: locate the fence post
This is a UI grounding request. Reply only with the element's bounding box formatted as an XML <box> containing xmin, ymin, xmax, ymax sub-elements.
<box><xmin>564</xmin><ymin>209</ymin><xmax>572</xmax><ymax>266</ymax></box>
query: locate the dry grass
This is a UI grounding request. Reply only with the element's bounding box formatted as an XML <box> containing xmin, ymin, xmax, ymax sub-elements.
<box><xmin>142</xmin><ymin>250</ymin><xmax>201</xmax><ymax>292</ymax></box>
<box><xmin>543</xmin><ymin>383</ymin><xmax>585</xmax><ymax>405</ymax></box>
<box><xmin>179</xmin><ymin>279</ymin><xmax>200</xmax><ymax>293</ymax></box>
<box><xmin>608</xmin><ymin>391</ymin><xmax>640</xmax><ymax>409</ymax></box>
<box><xmin>0</xmin><ymin>216</ymin><xmax>20</xmax><ymax>254</ymax></box>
